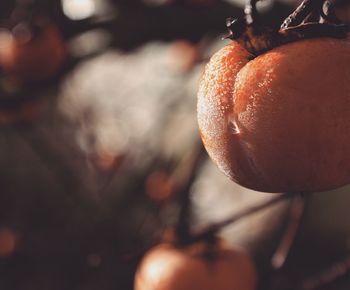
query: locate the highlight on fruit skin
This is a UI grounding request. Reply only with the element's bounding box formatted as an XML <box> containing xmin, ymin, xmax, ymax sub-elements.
<box><xmin>197</xmin><ymin>0</ymin><xmax>350</xmax><ymax>193</ymax></box>
<box><xmin>134</xmin><ymin>241</ymin><xmax>257</xmax><ymax>290</ymax></box>
<box><xmin>0</xmin><ymin>23</ymin><xmax>66</xmax><ymax>85</ymax></box>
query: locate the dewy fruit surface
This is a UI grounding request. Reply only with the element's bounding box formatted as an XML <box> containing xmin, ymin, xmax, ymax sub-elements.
<box><xmin>198</xmin><ymin>37</ymin><xmax>350</xmax><ymax>193</ymax></box>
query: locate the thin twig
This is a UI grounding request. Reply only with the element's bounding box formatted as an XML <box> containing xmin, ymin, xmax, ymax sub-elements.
<box><xmin>188</xmin><ymin>193</ymin><xmax>292</xmax><ymax>244</ymax></box>
<box><xmin>300</xmin><ymin>255</ymin><xmax>350</xmax><ymax>290</ymax></box>
<box><xmin>272</xmin><ymin>193</ymin><xmax>306</xmax><ymax>270</ymax></box>
<box><xmin>175</xmin><ymin>142</ymin><xmax>207</xmax><ymax>243</ymax></box>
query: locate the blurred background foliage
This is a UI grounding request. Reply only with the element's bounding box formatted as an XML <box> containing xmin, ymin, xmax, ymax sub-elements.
<box><xmin>0</xmin><ymin>0</ymin><xmax>350</xmax><ymax>289</ymax></box>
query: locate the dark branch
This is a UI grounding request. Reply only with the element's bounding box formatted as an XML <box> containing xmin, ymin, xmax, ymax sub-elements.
<box><xmin>281</xmin><ymin>0</ymin><xmax>324</xmax><ymax>29</ymax></box>
<box><xmin>186</xmin><ymin>193</ymin><xmax>292</xmax><ymax>245</ymax></box>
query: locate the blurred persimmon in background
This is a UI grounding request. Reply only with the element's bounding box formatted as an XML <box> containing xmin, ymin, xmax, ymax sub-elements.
<box><xmin>0</xmin><ymin>21</ymin><xmax>66</xmax><ymax>85</ymax></box>
<box><xmin>0</xmin><ymin>227</ymin><xmax>17</xmax><ymax>257</ymax></box>
<box><xmin>134</xmin><ymin>241</ymin><xmax>257</xmax><ymax>290</ymax></box>
<box><xmin>167</xmin><ymin>40</ymin><xmax>199</xmax><ymax>73</ymax></box>
<box><xmin>145</xmin><ymin>170</ymin><xmax>176</xmax><ymax>203</ymax></box>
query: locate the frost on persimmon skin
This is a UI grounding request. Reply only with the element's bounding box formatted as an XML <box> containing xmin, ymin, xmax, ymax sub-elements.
<box><xmin>134</xmin><ymin>243</ymin><xmax>257</xmax><ymax>290</ymax></box>
<box><xmin>198</xmin><ymin>37</ymin><xmax>350</xmax><ymax>193</ymax></box>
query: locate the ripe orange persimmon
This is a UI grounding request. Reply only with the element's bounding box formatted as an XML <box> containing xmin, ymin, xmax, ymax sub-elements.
<box><xmin>134</xmin><ymin>242</ymin><xmax>257</xmax><ymax>290</ymax></box>
<box><xmin>198</xmin><ymin>36</ymin><xmax>350</xmax><ymax>193</ymax></box>
<box><xmin>0</xmin><ymin>23</ymin><xmax>66</xmax><ymax>84</ymax></box>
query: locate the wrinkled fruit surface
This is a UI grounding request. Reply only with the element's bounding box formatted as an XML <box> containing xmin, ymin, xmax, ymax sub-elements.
<box><xmin>198</xmin><ymin>37</ymin><xmax>350</xmax><ymax>193</ymax></box>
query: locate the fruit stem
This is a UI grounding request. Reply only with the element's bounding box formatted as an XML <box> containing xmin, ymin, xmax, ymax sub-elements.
<box><xmin>226</xmin><ymin>0</ymin><xmax>348</xmax><ymax>57</ymax></box>
<box><xmin>244</xmin><ymin>0</ymin><xmax>259</xmax><ymax>25</ymax></box>
<box><xmin>320</xmin><ymin>0</ymin><xmax>341</xmax><ymax>24</ymax></box>
<box><xmin>281</xmin><ymin>0</ymin><xmax>323</xmax><ymax>29</ymax></box>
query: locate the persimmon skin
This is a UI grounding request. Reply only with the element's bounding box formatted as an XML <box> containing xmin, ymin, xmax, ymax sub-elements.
<box><xmin>0</xmin><ymin>24</ymin><xmax>66</xmax><ymax>84</ymax></box>
<box><xmin>134</xmin><ymin>243</ymin><xmax>257</xmax><ymax>290</ymax></box>
<box><xmin>198</xmin><ymin>37</ymin><xmax>350</xmax><ymax>193</ymax></box>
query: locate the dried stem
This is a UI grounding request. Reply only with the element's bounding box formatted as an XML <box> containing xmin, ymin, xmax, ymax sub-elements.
<box><xmin>281</xmin><ymin>0</ymin><xmax>323</xmax><ymax>29</ymax></box>
<box><xmin>320</xmin><ymin>0</ymin><xmax>341</xmax><ymax>23</ymax></box>
<box><xmin>226</xmin><ymin>0</ymin><xmax>348</xmax><ymax>56</ymax></box>
<box><xmin>245</xmin><ymin>0</ymin><xmax>259</xmax><ymax>25</ymax></box>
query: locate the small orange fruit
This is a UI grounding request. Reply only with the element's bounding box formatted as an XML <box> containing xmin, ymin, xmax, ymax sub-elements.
<box><xmin>134</xmin><ymin>242</ymin><xmax>257</xmax><ymax>290</ymax></box>
<box><xmin>0</xmin><ymin>227</ymin><xmax>17</xmax><ymax>257</ymax></box>
<box><xmin>0</xmin><ymin>23</ymin><xmax>66</xmax><ymax>84</ymax></box>
<box><xmin>198</xmin><ymin>36</ymin><xmax>350</xmax><ymax>193</ymax></box>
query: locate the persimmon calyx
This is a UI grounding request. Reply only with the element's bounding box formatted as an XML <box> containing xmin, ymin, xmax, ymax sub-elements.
<box><xmin>225</xmin><ymin>0</ymin><xmax>349</xmax><ymax>57</ymax></box>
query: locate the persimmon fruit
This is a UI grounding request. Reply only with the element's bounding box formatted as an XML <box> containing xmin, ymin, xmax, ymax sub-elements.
<box><xmin>197</xmin><ymin>0</ymin><xmax>350</xmax><ymax>193</ymax></box>
<box><xmin>134</xmin><ymin>242</ymin><xmax>257</xmax><ymax>290</ymax></box>
<box><xmin>0</xmin><ymin>23</ymin><xmax>66</xmax><ymax>85</ymax></box>
<box><xmin>0</xmin><ymin>227</ymin><xmax>17</xmax><ymax>257</ymax></box>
